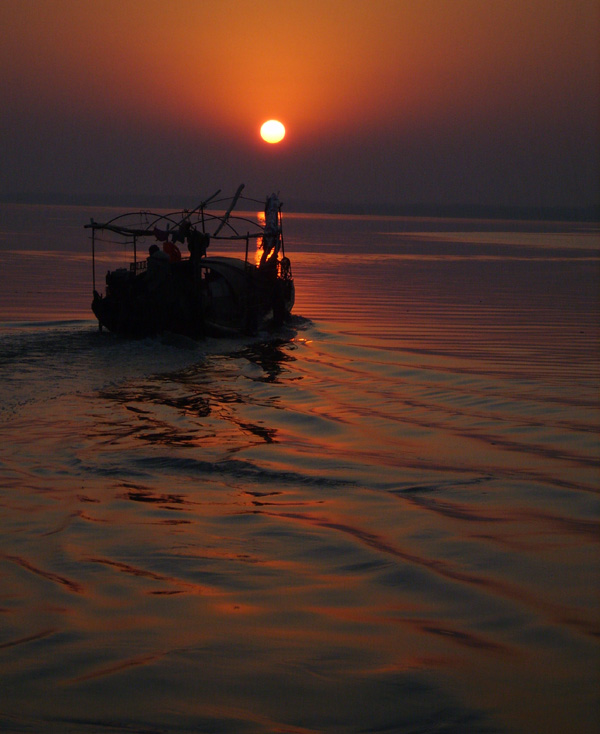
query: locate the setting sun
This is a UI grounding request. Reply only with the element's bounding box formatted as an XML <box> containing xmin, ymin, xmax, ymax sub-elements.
<box><xmin>260</xmin><ymin>119</ymin><xmax>285</xmax><ymax>144</ymax></box>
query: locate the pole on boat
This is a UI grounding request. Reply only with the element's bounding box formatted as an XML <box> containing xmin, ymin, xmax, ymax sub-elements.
<box><xmin>197</xmin><ymin>189</ymin><xmax>222</xmax><ymax>234</ymax></box>
<box><xmin>278</xmin><ymin>205</ymin><xmax>285</xmax><ymax>256</ymax></box>
<box><xmin>133</xmin><ymin>234</ymin><xmax>137</xmax><ymax>268</ymax></box>
<box><xmin>244</xmin><ymin>232</ymin><xmax>255</xmax><ymax>334</ymax></box>
<box><xmin>191</xmin><ymin>243</ymin><xmax>204</xmax><ymax>337</ymax></box>
<box><xmin>213</xmin><ymin>184</ymin><xmax>245</xmax><ymax>236</ymax></box>
<box><xmin>189</xmin><ymin>188</ymin><xmax>221</xmax><ymax>219</ymax></box>
<box><xmin>198</xmin><ymin>188</ymin><xmax>221</xmax><ymax>211</ymax></box>
<box><xmin>91</xmin><ymin>220</ymin><xmax>96</xmax><ymax>293</ymax></box>
<box><xmin>178</xmin><ymin>188</ymin><xmax>222</xmax><ymax>232</ymax></box>
<box><xmin>89</xmin><ymin>220</ymin><xmax>102</xmax><ymax>332</ymax></box>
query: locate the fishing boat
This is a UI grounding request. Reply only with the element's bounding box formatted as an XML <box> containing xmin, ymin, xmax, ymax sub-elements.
<box><xmin>86</xmin><ymin>185</ymin><xmax>294</xmax><ymax>338</ymax></box>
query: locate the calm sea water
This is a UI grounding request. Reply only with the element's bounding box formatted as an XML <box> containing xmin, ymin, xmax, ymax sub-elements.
<box><xmin>0</xmin><ymin>203</ymin><xmax>598</xmax><ymax>734</ymax></box>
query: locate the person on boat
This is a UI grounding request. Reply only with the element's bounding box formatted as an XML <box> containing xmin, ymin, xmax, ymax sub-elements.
<box><xmin>163</xmin><ymin>240</ymin><xmax>182</xmax><ymax>263</ymax></box>
<box><xmin>187</xmin><ymin>229</ymin><xmax>210</xmax><ymax>259</ymax></box>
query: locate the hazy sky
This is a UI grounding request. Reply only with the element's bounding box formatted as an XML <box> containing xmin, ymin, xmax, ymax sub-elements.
<box><xmin>1</xmin><ymin>0</ymin><xmax>598</xmax><ymax>210</ymax></box>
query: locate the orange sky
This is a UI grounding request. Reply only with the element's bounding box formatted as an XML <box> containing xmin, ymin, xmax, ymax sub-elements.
<box><xmin>0</xmin><ymin>0</ymin><xmax>598</xmax><ymax>209</ymax></box>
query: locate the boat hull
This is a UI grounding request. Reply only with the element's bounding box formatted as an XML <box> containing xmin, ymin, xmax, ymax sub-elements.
<box><xmin>92</xmin><ymin>256</ymin><xmax>294</xmax><ymax>338</ymax></box>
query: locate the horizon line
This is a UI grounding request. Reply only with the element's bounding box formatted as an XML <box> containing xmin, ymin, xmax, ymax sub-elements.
<box><xmin>1</xmin><ymin>192</ymin><xmax>598</xmax><ymax>222</ymax></box>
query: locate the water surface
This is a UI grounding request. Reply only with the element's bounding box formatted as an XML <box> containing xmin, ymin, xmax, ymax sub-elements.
<box><xmin>0</xmin><ymin>204</ymin><xmax>598</xmax><ymax>733</ymax></box>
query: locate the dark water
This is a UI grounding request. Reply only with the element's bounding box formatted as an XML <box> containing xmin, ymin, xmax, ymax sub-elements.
<box><xmin>0</xmin><ymin>204</ymin><xmax>599</xmax><ymax>733</ymax></box>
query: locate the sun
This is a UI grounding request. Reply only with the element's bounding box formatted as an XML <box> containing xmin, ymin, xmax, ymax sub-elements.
<box><xmin>260</xmin><ymin>120</ymin><xmax>285</xmax><ymax>144</ymax></box>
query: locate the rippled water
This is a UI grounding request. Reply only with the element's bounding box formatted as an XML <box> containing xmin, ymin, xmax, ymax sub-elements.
<box><xmin>0</xmin><ymin>204</ymin><xmax>599</xmax><ymax>733</ymax></box>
